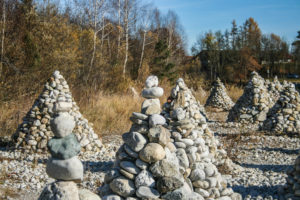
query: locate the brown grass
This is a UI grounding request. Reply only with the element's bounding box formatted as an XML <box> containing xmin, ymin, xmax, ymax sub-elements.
<box><xmin>226</xmin><ymin>84</ymin><xmax>243</xmax><ymax>102</ymax></box>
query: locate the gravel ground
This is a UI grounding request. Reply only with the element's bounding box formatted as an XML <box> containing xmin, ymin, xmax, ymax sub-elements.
<box><xmin>0</xmin><ymin>112</ymin><xmax>299</xmax><ymax>200</ymax></box>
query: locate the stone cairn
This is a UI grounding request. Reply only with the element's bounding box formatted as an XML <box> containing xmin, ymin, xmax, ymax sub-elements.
<box><xmin>284</xmin><ymin>154</ymin><xmax>300</xmax><ymax>199</ymax></box>
<box><xmin>265</xmin><ymin>75</ymin><xmax>283</xmax><ymax>104</ymax></box>
<box><xmin>227</xmin><ymin>71</ymin><xmax>273</xmax><ymax>124</ymax></box>
<box><xmin>38</xmin><ymin>102</ymin><xmax>84</xmax><ymax>200</ymax></box>
<box><xmin>205</xmin><ymin>78</ymin><xmax>234</xmax><ymax>111</ymax></box>
<box><xmin>161</xmin><ymin>78</ymin><xmax>242</xmax><ymax>199</ymax></box>
<box><xmin>12</xmin><ymin>70</ymin><xmax>103</xmax><ymax>152</ymax></box>
<box><xmin>262</xmin><ymin>82</ymin><xmax>300</xmax><ymax>135</ymax></box>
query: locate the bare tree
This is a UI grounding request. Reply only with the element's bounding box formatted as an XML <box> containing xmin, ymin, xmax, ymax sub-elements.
<box><xmin>0</xmin><ymin>0</ymin><xmax>5</xmax><ymax>77</ymax></box>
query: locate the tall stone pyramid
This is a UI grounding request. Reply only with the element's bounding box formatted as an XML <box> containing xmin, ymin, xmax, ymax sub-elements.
<box><xmin>262</xmin><ymin>82</ymin><xmax>300</xmax><ymax>135</ymax></box>
<box><xmin>284</xmin><ymin>154</ymin><xmax>300</xmax><ymax>198</ymax></box>
<box><xmin>205</xmin><ymin>78</ymin><xmax>234</xmax><ymax>111</ymax></box>
<box><xmin>162</xmin><ymin>78</ymin><xmax>241</xmax><ymax>172</ymax></box>
<box><xmin>12</xmin><ymin>71</ymin><xmax>103</xmax><ymax>152</ymax></box>
<box><xmin>265</xmin><ymin>75</ymin><xmax>283</xmax><ymax>104</ymax></box>
<box><xmin>100</xmin><ymin>76</ymin><xmax>241</xmax><ymax>200</ymax></box>
<box><xmin>227</xmin><ymin>71</ymin><xmax>273</xmax><ymax>124</ymax></box>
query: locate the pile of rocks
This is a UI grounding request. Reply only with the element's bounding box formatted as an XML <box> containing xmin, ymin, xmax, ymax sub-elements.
<box><xmin>12</xmin><ymin>71</ymin><xmax>103</xmax><ymax>152</ymax></box>
<box><xmin>161</xmin><ymin>78</ymin><xmax>242</xmax><ymax>199</ymax></box>
<box><xmin>265</xmin><ymin>76</ymin><xmax>283</xmax><ymax>104</ymax></box>
<box><xmin>205</xmin><ymin>78</ymin><xmax>234</xmax><ymax>111</ymax></box>
<box><xmin>39</xmin><ymin>102</ymin><xmax>100</xmax><ymax>200</ymax></box>
<box><xmin>262</xmin><ymin>82</ymin><xmax>300</xmax><ymax>135</ymax></box>
<box><xmin>227</xmin><ymin>71</ymin><xmax>273</xmax><ymax>124</ymax></box>
<box><xmin>284</xmin><ymin>154</ymin><xmax>300</xmax><ymax>199</ymax></box>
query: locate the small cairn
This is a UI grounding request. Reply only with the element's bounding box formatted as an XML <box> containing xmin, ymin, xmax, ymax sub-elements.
<box><xmin>100</xmin><ymin>76</ymin><xmax>204</xmax><ymax>199</ymax></box>
<box><xmin>262</xmin><ymin>82</ymin><xmax>300</xmax><ymax>135</ymax></box>
<box><xmin>284</xmin><ymin>154</ymin><xmax>300</xmax><ymax>198</ymax></box>
<box><xmin>161</xmin><ymin>78</ymin><xmax>242</xmax><ymax>199</ymax></box>
<box><xmin>12</xmin><ymin>71</ymin><xmax>103</xmax><ymax>152</ymax></box>
<box><xmin>205</xmin><ymin>78</ymin><xmax>234</xmax><ymax>111</ymax></box>
<box><xmin>227</xmin><ymin>71</ymin><xmax>273</xmax><ymax>124</ymax></box>
<box><xmin>39</xmin><ymin>102</ymin><xmax>83</xmax><ymax>200</ymax></box>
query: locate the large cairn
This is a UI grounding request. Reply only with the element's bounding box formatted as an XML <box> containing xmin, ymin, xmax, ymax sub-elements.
<box><xmin>161</xmin><ymin>78</ymin><xmax>242</xmax><ymax>199</ymax></box>
<box><xmin>227</xmin><ymin>71</ymin><xmax>273</xmax><ymax>124</ymax></box>
<box><xmin>205</xmin><ymin>78</ymin><xmax>234</xmax><ymax>111</ymax></box>
<box><xmin>265</xmin><ymin>75</ymin><xmax>283</xmax><ymax>104</ymax></box>
<box><xmin>262</xmin><ymin>82</ymin><xmax>300</xmax><ymax>135</ymax></box>
<box><xmin>284</xmin><ymin>154</ymin><xmax>300</xmax><ymax>198</ymax></box>
<box><xmin>12</xmin><ymin>71</ymin><xmax>103</xmax><ymax>152</ymax></box>
<box><xmin>38</xmin><ymin>102</ymin><xmax>85</xmax><ymax>200</ymax></box>
<box><xmin>100</xmin><ymin>76</ymin><xmax>211</xmax><ymax>199</ymax></box>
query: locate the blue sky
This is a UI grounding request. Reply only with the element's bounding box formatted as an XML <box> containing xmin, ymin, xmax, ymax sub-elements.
<box><xmin>151</xmin><ymin>0</ymin><xmax>300</xmax><ymax>54</ymax></box>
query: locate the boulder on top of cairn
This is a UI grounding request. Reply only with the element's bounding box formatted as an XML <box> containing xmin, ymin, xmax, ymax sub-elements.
<box><xmin>100</xmin><ymin>75</ymin><xmax>203</xmax><ymax>199</ymax></box>
<box><xmin>205</xmin><ymin>78</ymin><xmax>234</xmax><ymax>111</ymax></box>
<box><xmin>227</xmin><ymin>71</ymin><xmax>273</xmax><ymax>124</ymax></box>
<box><xmin>262</xmin><ymin>82</ymin><xmax>300</xmax><ymax>135</ymax></box>
<box><xmin>284</xmin><ymin>154</ymin><xmax>300</xmax><ymax>199</ymax></box>
<box><xmin>12</xmin><ymin>70</ymin><xmax>103</xmax><ymax>153</ymax></box>
<box><xmin>161</xmin><ymin>78</ymin><xmax>242</xmax><ymax>199</ymax></box>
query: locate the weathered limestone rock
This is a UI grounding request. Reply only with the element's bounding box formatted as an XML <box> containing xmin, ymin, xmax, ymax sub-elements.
<box><xmin>205</xmin><ymin>78</ymin><xmax>234</xmax><ymax>111</ymax></box>
<box><xmin>12</xmin><ymin>70</ymin><xmax>103</xmax><ymax>153</ymax></box>
<box><xmin>38</xmin><ymin>181</ymin><xmax>80</xmax><ymax>200</ymax></box>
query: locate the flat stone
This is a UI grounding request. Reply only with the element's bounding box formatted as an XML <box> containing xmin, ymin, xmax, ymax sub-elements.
<box><xmin>190</xmin><ymin>168</ymin><xmax>206</xmax><ymax>182</ymax></box>
<box><xmin>136</xmin><ymin>186</ymin><xmax>160</xmax><ymax>199</ymax></box>
<box><xmin>120</xmin><ymin>161</ymin><xmax>141</xmax><ymax>175</ymax></box>
<box><xmin>132</xmin><ymin>112</ymin><xmax>148</xmax><ymax>120</ymax></box>
<box><xmin>122</xmin><ymin>132</ymin><xmax>147</xmax><ymax>152</ymax></box>
<box><xmin>142</xmin><ymin>87</ymin><xmax>164</xmax><ymax>99</ymax></box>
<box><xmin>78</xmin><ymin>189</ymin><xmax>101</xmax><ymax>200</ymax></box>
<box><xmin>135</xmin><ymin>170</ymin><xmax>155</xmax><ymax>188</ymax></box>
<box><xmin>172</xmin><ymin>108</ymin><xmax>186</xmax><ymax>120</ymax></box>
<box><xmin>102</xmin><ymin>195</ymin><xmax>122</xmax><ymax>200</ymax></box>
<box><xmin>50</xmin><ymin>112</ymin><xmax>75</xmax><ymax>138</ymax></box>
<box><xmin>38</xmin><ymin>181</ymin><xmax>79</xmax><ymax>200</ymax></box>
<box><xmin>53</xmin><ymin>102</ymin><xmax>72</xmax><ymax>112</ymax></box>
<box><xmin>48</xmin><ymin>134</ymin><xmax>81</xmax><ymax>159</ymax></box>
<box><xmin>46</xmin><ymin>156</ymin><xmax>83</xmax><ymax>181</ymax></box>
<box><xmin>139</xmin><ymin>143</ymin><xmax>166</xmax><ymax>163</ymax></box>
<box><xmin>145</xmin><ymin>75</ymin><xmax>159</xmax><ymax>88</ymax></box>
<box><xmin>149</xmin><ymin>114</ymin><xmax>166</xmax><ymax>127</ymax></box>
<box><xmin>105</xmin><ymin>169</ymin><xmax>121</xmax><ymax>184</ymax></box>
<box><xmin>157</xmin><ymin>177</ymin><xmax>184</xmax><ymax>193</ymax></box>
<box><xmin>124</xmin><ymin>144</ymin><xmax>139</xmax><ymax>158</ymax></box>
<box><xmin>135</xmin><ymin>159</ymin><xmax>149</xmax><ymax>170</ymax></box>
<box><xmin>109</xmin><ymin>177</ymin><xmax>135</xmax><ymax>197</ymax></box>
<box><xmin>176</xmin><ymin>148</ymin><xmax>189</xmax><ymax>169</ymax></box>
<box><xmin>120</xmin><ymin>169</ymin><xmax>135</xmax><ymax>180</ymax></box>
<box><xmin>148</xmin><ymin>126</ymin><xmax>171</xmax><ymax>146</ymax></box>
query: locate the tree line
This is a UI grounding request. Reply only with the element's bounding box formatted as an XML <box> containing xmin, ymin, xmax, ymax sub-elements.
<box><xmin>0</xmin><ymin>0</ymin><xmax>299</xmax><ymax>101</ymax></box>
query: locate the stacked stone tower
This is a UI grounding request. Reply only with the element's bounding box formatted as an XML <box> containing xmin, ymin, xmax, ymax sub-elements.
<box><xmin>205</xmin><ymin>78</ymin><xmax>234</xmax><ymax>111</ymax></box>
<box><xmin>12</xmin><ymin>71</ymin><xmax>102</xmax><ymax>152</ymax></box>
<box><xmin>38</xmin><ymin>102</ymin><xmax>84</xmax><ymax>200</ymax></box>
<box><xmin>284</xmin><ymin>154</ymin><xmax>300</xmax><ymax>198</ymax></box>
<box><xmin>265</xmin><ymin>75</ymin><xmax>283</xmax><ymax>104</ymax></box>
<box><xmin>227</xmin><ymin>71</ymin><xmax>273</xmax><ymax>124</ymax></box>
<box><xmin>100</xmin><ymin>76</ymin><xmax>195</xmax><ymax>199</ymax></box>
<box><xmin>262</xmin><ymin>82</ymin><xmax>300</xmax><ymax>135</ymax></box>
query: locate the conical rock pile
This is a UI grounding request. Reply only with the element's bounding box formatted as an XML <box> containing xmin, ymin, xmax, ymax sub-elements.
<box><xmin>12</xmin><ymin>71</ymin><xmax>103</xmax><ymax>152</ymax></box>
<box><xmin>161</xmin><ymin>78</ymin><xmax>242</xmax><ymax>199</ymax></box>
<box><xmin>205</xmin><ymin>78</ymin><xmax>234</xmax><ymax>111</ymax></box>
<box><xmin>100</xmin><ymin>76</ymin><xmax>211</xmax><ymax>200</ymax></box>
<box><xmin>227</xmin><ymin>71</ymin><xmax>273</xmax><ymax>124</ymax></box>
<box><xmin>262</xmin><ymin>82</ymin><xmax>300</xmax><ymax>135</ymax></box>
<box><xmin>284</xmin><ymin>154</ymin><xmax>300</xmax><ymax>199</ymax></box>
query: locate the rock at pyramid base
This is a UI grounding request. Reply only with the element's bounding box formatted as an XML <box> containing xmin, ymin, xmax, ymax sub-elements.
<box><xmin>12</xmin><ymin>71</ymin><xmax>103</xmax><ymax>152</ymax></box>
<box><xmin>227</xmin><ymin>71</ymin><xmax>273</xmax><ymax>124</ymax></box>
<box><xmin>262</xmin><ymin>82</ymin><xmax>300</xmax><ymax>135</ymax></box>
<box><xmin>284</xmin><ymin>154</ymin><xmax>300</xmax><ymax>199</ymax></box>
<box><xmin>205</xmin><ymin>78</ymin><xmax>234</xmax><ymax>111</ymax></box>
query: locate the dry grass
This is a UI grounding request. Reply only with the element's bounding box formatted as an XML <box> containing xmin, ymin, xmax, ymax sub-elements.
<box><xmin>226</xmin><ymin>84</ymin><xmax>243</xmax><ymax>102</ymax></box>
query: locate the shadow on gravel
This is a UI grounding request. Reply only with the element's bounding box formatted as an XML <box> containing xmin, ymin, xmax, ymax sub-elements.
<box><xmin>83</xmin><ymin>161</ymin><xmax>114</xmax><ymax>173</ymax></box>
<box><xmin>232</xmin><ymin>185</ymin><xmax>285</xmax><ymax>199</ymax></box>
<box><xmin>240</xmin><ymin>163</ymin><xmax>292</xmax><ymax>172</ymax></box>
<box><xmin>262</xmin><ymin>147</ymin><xmax>299</xmax><ymax>155</ymax></box>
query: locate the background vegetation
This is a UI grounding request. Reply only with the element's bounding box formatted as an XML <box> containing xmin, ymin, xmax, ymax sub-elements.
<box><xmin>0</xmin><ymin>0</ymin><xmax>299</xmax><ymax>137</ymax></box>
